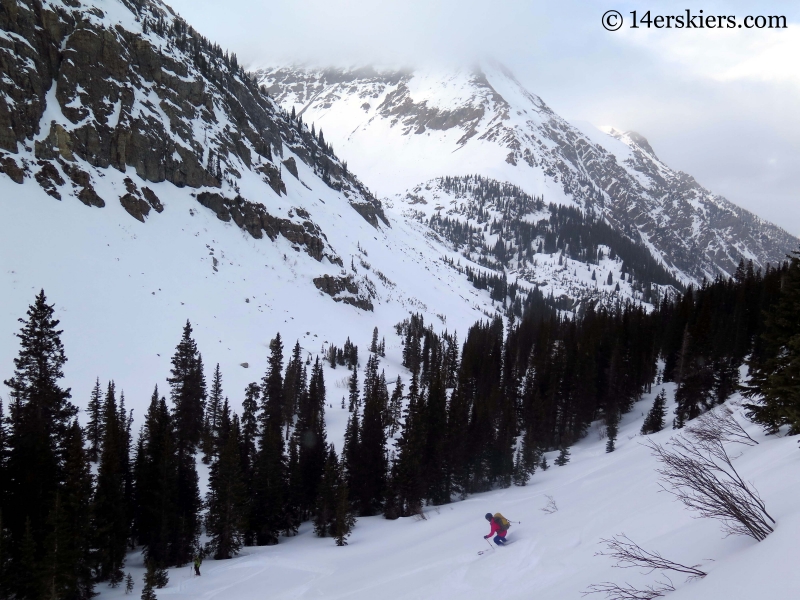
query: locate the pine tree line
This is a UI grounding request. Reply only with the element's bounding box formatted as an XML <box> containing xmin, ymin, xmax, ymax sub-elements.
<box><xmin>2</xmin><ymin>259</ymin><xmax>797</xmax><ymax>596</ymax></box>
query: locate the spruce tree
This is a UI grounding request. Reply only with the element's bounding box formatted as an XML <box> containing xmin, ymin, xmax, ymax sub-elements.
<box><xmin>94</xmin><ymin>381</ymin><xmax>129</xmax><ymax>583</ymax></box>
<box><xmin>554</xmin><ymin>446</ymin><xmax>570</xmax><ymax>466</ymax></box>
<box><xmin>134</xmin><ymin>387</ymin><xmax>178</xmax><ymax>568</ymax></box>
<box><xmin>297</xmin><ymin>359</ymin><xmax>327</xmax><ymax>519</ymax></box>
<box><xmin>387</xmin><ymin>377</ymin><xmax>403</xmax><ymax>437</ymax></box>
<box><xmin>240</xmin><ymin>382</ymin><xmax>260</xmax><ymax>546</ymax></box>
<box><xmin>282</xmin><ymin>341</ymin><xmax>304</xmax><ymax>439</ymax></box>
<box><xmin>202</xmin><ymin>363</ymin><xmax>224</xmax><ymax>463</ymax></box>
<box><xmin>355</xmin><ymin>355</ymin><xmax>388</xmax><ymax>515</ymax></box>
<box><xmin>167</xmin><ymin>322</ymin><xmax>204</xmax><ymax>564</ymax></box>
<box><xmin>168</xmin><ymin>321</ymin><xmax>206</xmax><ymax>451</ymax></box>
<box><xmin>41</xmin><ymin>421</ymin><xmax>94</xmax><ymax>599</ymax></box>
<box><xmin>641</xmin><ymin>390</ymin><xmax>667</xmax><ymax>435</ymax></box>
<box><xmin>347</xmin><ymin>368</ymin><xmax>359</xmax><ymax>413</ymax></box>
<box><xmin>86</xmin><ymin>377</ymin><xmax>104</xmax><ymax>462</ymax></box>
<box><xmin>334</xmin><ymin>476</ymin><xmax>356</xmax><ymax>547</ymax></box>
<box><xmin>744</xmin><ymin>249</ymin><xmax>800</xmax><ymax>433</ymax></box>
<box><xmin>370</xmin><ymin>327</ymin><xmax>379</xmax><ymax>354</ymax></box>
<box><xmin>3</xmin><ymin>290</ymin><xmax>76</xmax><ymax>595</ymax></box>
<box><xmin>253</xmin><ymin>334</ymin><xmax>288</xmax><ymax>545</ymax></box>
<box><xmin>313</xmin><ymin>446</ymin><xmax>339</xmax><ymax>538</ymax></box>
<box><xmin>206</xmin><ymin>410</ymin><xmax>246</xmax><ymax>559</ymax></box>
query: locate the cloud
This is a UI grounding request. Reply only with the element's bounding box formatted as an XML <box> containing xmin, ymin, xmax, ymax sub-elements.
<box><xmin>616</xmin><ymin>20</ymin><xmax>800</xmax><ymax>88</ymax></box>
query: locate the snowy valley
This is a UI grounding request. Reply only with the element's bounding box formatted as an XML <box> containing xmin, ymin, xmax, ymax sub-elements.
<box><xmin>1</xmin><ymin>1</ymin><xmax>799</xmax><ymax>600</ymax></box>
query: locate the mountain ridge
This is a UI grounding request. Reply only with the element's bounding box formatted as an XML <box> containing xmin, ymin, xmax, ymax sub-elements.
<box><xmin>258</xmin><ymin>62</ymin><xmax>798</xmax><ymax>284</ymax></box>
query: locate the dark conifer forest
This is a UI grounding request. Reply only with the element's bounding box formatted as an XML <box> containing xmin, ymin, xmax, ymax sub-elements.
<box><xmin>1</xmin><ymin>252</ymin><xmax>799</xmax><ymax>598</ymax></box>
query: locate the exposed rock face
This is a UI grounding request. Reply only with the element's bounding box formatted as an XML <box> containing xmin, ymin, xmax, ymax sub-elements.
<box><xmin>0</xmin><ymin>0</ymin><xmax>387</xmax><ymax>231</ymax></box>
<box><xmin>196</xmin><ymin>191</ymin><xmax>340</xmax><ymax>264</ymax></box>
<box><xmin>313</xmin><ymin>274</ymin><xmax>374</xmax><ymax>311</ymax></box>
<box><xmin>282</xmin><ymin>157</ymin><xmax>298</xmax><ymax>179</ymax></box>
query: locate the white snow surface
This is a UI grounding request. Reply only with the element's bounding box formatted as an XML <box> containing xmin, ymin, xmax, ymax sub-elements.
<box><xmin>92</xmin><ymin>387</ymin><xmax>799</xmax><ymax>600</ymax></box>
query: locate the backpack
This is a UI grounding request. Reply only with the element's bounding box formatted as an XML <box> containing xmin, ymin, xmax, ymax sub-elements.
<box><xmin>493</xmin><ymin>513</ymin><xmax>510</xmax><ymax>532</ymax></box>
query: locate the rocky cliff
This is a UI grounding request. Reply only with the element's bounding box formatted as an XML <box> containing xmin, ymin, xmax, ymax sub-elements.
<box><xmin>0</xmin><ymin>0</ymin><xmax>386</xmax><ymax>254</ymax></box>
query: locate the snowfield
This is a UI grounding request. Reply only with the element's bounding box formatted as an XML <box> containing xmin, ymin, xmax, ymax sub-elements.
<box><xmin>88</xmin><ymin>386</ymin><xmax>799</xmax><ymax>600</ymax></box>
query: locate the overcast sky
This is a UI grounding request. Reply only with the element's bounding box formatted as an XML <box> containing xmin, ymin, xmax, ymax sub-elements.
<box><xmin>168</xmin><ymin>0</ymin><xmax>800</xmax><ymax>237</ymax></box>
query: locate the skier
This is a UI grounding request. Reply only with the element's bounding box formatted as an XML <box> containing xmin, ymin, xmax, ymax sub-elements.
<box><xmin>483</xmin><ymin>512</ymin><xmax>511</xmax><ymax>546</ymax></box>
<box><xmin>193</xmin><ymin>554</ymin><xmax>202</xmax><ymax>576</ymax></box>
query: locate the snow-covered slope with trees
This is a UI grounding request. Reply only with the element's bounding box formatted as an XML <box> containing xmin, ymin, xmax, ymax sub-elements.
<box><xmin>257</xmin><ymin>64</ymin><xmax>798</xmax><ymax>283</ymax></box>
<box><xmin>95</xmin><ymin>388</ymin><xmax>800</xmax><ymax>600</ymax></box>
<box><xmin>0</xmin><ymin>0</ymin><xmax>501</xmax><ymax>414</ymax></box>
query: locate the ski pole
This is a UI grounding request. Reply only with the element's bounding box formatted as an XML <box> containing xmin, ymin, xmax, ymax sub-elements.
<box><xmin>486</xmin><ymin>538</ymin><xmax>494</xmax><ymax>552</ymax></box>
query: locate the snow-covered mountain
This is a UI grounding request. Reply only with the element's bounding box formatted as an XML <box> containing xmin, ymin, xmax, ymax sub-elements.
<box><xmin>0</xmin><ymin>0</ymin><xmax>688</xmax><ymax>416</ymax></box>
<box><xmin>257</xmin><ymin>63</ymin><xmax>798</xmax><ymax>284</ymax></box>
<box><xmin>0</xmin><ymin>0</ymin><xmax>509</xmax><ymax>416</ymax></box>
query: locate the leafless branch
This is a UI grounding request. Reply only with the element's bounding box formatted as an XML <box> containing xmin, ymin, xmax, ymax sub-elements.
<box><xmin>541</xmin><ymin>494</ymin><xmax>558</xmax><ymax>514</ymax></box>
<box><xmin>687</xmin><ymin>406</ymin><xmax>758</xmax><ymax>447</ymax></box>
<box><xmin>582</xmin><ymin>578</ymin><xmax>675</xmax><ymax>600</ymax></box>
<box><xmin>595</xmin><ymin>534</ymin><xmax>706</xmax><ymax>579</ymax></box>
<box><xmin>645</xmin><ymin>435</ymin><xmax>774</xmax><ymax>541</ymax></box>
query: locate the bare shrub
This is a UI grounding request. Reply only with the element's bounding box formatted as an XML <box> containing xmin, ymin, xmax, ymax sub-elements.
<box><xmin>583</xmin><ymin>578</ymin><xmax>675</xmax><ymax>600</ymax></box>
<box><xmin>645</xmin><ymin>436</ymin><xmax>774</xmax><ymax>541</ymax></box>
<box><xmin>583</xmin><ymin>534</ymin><xmax>703</xmax><ymax>599</ymax></box>
<box><xmin>593</xmin><ymin>534</ymin><xmax>706</xmax><ymax>579</ymax></box>
<box><xmin>687</xmin><ymin>405</ymin><xmax>758</xmax><ymax>447</ymax></box>
<box><xmin>541</xmin><ymin>494</ymin><xmax>558</xmax><ymax>514</ymax></box>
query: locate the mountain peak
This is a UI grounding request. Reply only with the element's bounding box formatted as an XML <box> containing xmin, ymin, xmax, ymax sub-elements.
<box><xmin>258</xmin><ymin>63</ymin><xmax>797</xmax><ymax>283</ymax></box>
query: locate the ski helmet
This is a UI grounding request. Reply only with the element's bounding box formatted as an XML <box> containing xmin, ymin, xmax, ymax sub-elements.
<box><xmin>485</xmin><ymin>513</ymin><xmax>493</xmax><ymax>521</ymax></box>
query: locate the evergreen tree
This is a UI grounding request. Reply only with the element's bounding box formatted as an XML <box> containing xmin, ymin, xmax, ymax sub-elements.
<box><xmin>143</xmin><ymin>559</ymin><xmax>168</xmax><ymax>589</ymax></box>
<box><xmin>297</xmin><ymin>359</ymin><xmax>327</xmax><ymax>519</ymax></box>
<box><xmin>554</xmin><ymin>446</ymin><xmax>570</xmax><ymax>466</ymax></box>
<box><xmin>334</xmin><ymin>477</ymin><xmax>355</xmax><ymax>547</ymax></box>
<box><xmin>134</xmin><ymin>387</ymin><xmax>179</xmax><ymax>568</ymax></box>
<box><xmin>673</xmin><ymin>327</ymin><xmax>714</xmax><ymax>428</ymax></box>
<box><xmin>313</xmin><ymin>446</ymin><xmax>339</xmax><ymax>538</ymax></box>
<box><xmin>387</xmin><ymin>377</ymin><xmax>403</xmax><ymax>437</ymax></box>
<box><xmin>391</xmin><ymin>370</ymin><xmax>426</xmax><ymax>516</ymax></box>
<box><xmin>206</xmin><ymin>409</ymin><xmax>246</xmax><ymax>559</ymax></box>
<box><xmin>41</xmin><ymin>421</ymin><xmax>94</xmax><ymax>600</ymax></box>
<box><xmin>253</xmin><ymin>334</ymin><xmax>288</xmax><ymax>545</ymax></box>
<box><xmin>125</xmin><ymin>573</ymin><xmax>135</xmax><ymax>594</ymax></box>
<box><xmin>239</xmin><ymin>382</ymin><xmax>260</xmax><ymax>546</ymax></box>
<box><xmin>202</xmin><ymin>363</ymin><xmax>224</xmax><ymax>463</ymax></box>
<box><xmin>2</xmin><ymin>290</ymin><xmax>76</xmax><ymax>596</ymax></box>
<box><xmin>86</xmin><ymin>377</ymin><xmax>104</xmax><ymax>462</ymax></box>
<box><xmin>167</xmin><ymin>322</ymin><xmax>204</xmax><ymax>564</ymax></box>
<box><xmin>745</xmin><ymin>249</ymin><xmax>800</xmax><ymax>433</ymax></box>
<box><xmin>342</xmin><ymin>411</ymin><xmax>361</xmax><ymax>498</ymax></box>
<box><xmin>94</xmin><ymin>381</ymin><xmax>129</xmax><ymax>583</ymax></box>
<box><xmin>353</xmin><ymin>355</ymin><xmax>388</xmax><ymax>515</ymax></box>
<box><xmin>641</xmin><ymin>390</ymin><xmax>667</xmax><ymax>435</ymax></box>
<box><xmin>347</xmin><ymin>368</ymin><xmax>359</xmax><ymax>413</ymax></box>
<box><xmin>370</xmin><ymin>327</ymin><xmax>379</xmax><ymax>354</ymax></box>
<box><xmin>168</xmin><ymin>321</ymin><xmax>206</xmax><ymax>451</ymax></box>
<box><xmin>283</xmin><ymin>341</ymin><xmax>304</xmax><ymax>439</ymax></box>
<box><xmin>140</xmin><ymin>579</ymin><xmax>156</xmax><ymax>600</ymax></box>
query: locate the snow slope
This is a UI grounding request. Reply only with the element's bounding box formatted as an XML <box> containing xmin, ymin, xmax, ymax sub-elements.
<box><xmin>0</xmin><ymin>160</ymin><xmax>498</xmax><ymax>430</ymax></box>
<box><xmin>93</xmin><ymin>387</ymin><xmax>800</xmax><ymax>600</ymax></box>
<box><xmin>0</xmin><ymin>0</ymin><xmax>507</xmax><ymax>425</ymax></box>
